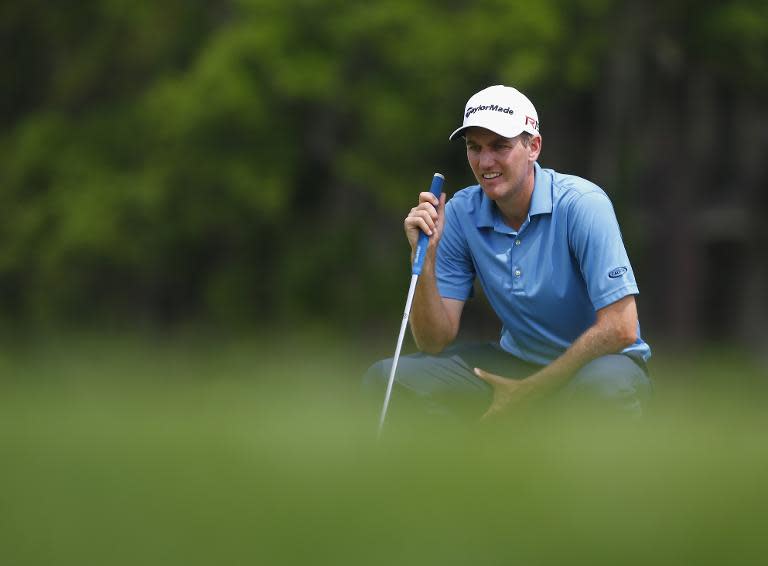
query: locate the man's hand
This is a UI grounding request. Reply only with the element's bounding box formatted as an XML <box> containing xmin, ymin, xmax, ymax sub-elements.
<box><xmin>474</xmin><ymin>368</ymin><xmax>539</xmax><ymax>420</ymax></box>
<box><xmin>404</xmin><ymin>192</ymin><xmax>446</xmax><ymax>253</ymax></box>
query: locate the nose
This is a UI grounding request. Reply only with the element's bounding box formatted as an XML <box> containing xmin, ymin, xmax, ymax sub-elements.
<box><xmin>478</xmin><ymin>148</ymin><xmax>495</xmax><ymax>169</ymax></box>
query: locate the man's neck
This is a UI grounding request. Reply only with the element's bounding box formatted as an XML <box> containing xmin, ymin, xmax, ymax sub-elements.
<box><xmin>496</xmin><ymin>170</ymin><xmax>535</xmax><ymax>231</ymax></box>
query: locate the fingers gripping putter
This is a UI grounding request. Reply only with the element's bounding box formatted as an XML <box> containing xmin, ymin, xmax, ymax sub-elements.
<box><xmin>378</xmin><ymin>173</ymin><xmax>444</xmax><ymax>436</ymax></box>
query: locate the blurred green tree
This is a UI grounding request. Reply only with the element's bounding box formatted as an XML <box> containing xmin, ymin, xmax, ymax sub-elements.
<box><xmin>0</xmin><ymin>0</ymin><xmax>765</xmax><ymax>341</ymax></box>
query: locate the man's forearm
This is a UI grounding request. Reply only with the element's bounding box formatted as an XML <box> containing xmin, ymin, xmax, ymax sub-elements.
<box><xmin>475</xmin><ymin>296</ymin><xmax>639</xmax><ymax>418</ymax></box>
<box><xmin>523</xmin><ymin>301</ymin><xmax>637</xmax><ymax>399</ymax></box>
<box><xmin>409</xmin><ymin>254</ymin><xmax>457</xmax><ymax>353</ymax></box>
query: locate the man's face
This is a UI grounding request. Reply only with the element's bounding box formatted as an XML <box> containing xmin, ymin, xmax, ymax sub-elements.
<box><xmin>464</xmin><ymin>127</ymin><xmax>540</xmax><ymax>203</ymax></box>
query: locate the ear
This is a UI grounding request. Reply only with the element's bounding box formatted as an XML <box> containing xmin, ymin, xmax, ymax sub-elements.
<box><xmin>529</xmin><ymin>135</ymin><xmax>542</xmax><ymax>162</ymax></box>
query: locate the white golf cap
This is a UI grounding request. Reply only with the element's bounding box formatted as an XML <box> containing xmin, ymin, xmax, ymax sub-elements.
<box><xmin>449</xmin><ymin>85</ymin><xmax>540</xmax><ymax>140</ymax></box>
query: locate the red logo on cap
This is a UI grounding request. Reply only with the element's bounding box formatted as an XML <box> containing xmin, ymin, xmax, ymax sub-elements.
<box><xmin>525</xmin><ymin>116</ymin><xmax>539</xmax><ymax>131</ymax></box>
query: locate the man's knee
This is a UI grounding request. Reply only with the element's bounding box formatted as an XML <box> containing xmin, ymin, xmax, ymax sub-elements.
<box><xmin>559</xmin><ymin>355</ymin><xmax>651</xmax><ymax>416</ymax></box>
<box><xmin>362</xmin><ymin>358</ymin><xmax>390</xmax><ymax>394</ymax></box>
<box><xmin>359</xmin><ymin>349</ymin><xmax>490</xmax><ymax>420</ymax></box>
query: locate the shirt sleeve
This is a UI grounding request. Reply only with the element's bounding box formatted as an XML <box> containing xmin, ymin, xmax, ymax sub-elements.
<box><xmin>435</xmin><ymin>198</ymin><xmax>475</xmax><ymax>301</ymax></box>
<box><xmin>567</xmin><ymin>191</ymin><xmax>639</xmax><ymax>310</ymax></box>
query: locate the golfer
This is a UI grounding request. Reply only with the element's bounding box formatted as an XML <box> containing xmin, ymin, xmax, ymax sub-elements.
<box><xmin>365</xmin><ymin>85</ymin><xmax>652</xmax><ymax>419</ymax></box>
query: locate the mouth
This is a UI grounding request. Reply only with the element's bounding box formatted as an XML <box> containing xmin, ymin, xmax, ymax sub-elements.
<box><xmin>481</xmin><ymin>172</ymin><xmax>502</xmax><ymax>181</ymax></box>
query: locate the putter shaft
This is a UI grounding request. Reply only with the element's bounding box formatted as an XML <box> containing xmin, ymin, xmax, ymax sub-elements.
<box><xmin>377</xmin><ymin>273</ymin><xmax>419</xmax><ymax>436</ymax></box>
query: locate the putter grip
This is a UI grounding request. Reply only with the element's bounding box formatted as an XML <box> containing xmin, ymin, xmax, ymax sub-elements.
<box><xmin>412</xmin><ymin>173</ymin><xmax>444</xmax><ymax>275</ymax></box>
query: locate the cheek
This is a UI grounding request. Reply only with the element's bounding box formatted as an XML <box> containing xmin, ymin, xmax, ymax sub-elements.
<box><xmin>505</xmin><ymin>152</ymin><xmax>527</xmax><ymax>174</ymax></box>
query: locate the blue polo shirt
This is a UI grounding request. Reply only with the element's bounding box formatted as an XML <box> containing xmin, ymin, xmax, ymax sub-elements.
<box><xmin>436</xmin><ymin>162</ymin><xmax>651</xmax><ymax>365</ymax></box>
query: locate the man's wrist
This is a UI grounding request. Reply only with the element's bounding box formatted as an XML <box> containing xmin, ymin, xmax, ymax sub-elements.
<box><xmin>523</xmin><ymin>368</ymin><xmax>561</xmax><ymax>399</ymax></box>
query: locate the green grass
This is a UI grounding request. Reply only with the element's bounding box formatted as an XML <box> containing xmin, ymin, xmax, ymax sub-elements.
<box><xmin>0</xmin><ymin>333</ymin><xmax>766</xmax><ymax>565</ymax></box>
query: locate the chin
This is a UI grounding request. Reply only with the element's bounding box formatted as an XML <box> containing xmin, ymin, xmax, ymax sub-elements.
<box><xmin>480</xmin><ymin>184</ymin><xmax>507</xmax><ymax>201</ymax></box>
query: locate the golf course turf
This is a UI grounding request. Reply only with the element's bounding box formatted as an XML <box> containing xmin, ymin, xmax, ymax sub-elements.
<box><xmin>1</xmin><ymin>333</ymin><xmax>766</xmax><ymax>565</ymax></box>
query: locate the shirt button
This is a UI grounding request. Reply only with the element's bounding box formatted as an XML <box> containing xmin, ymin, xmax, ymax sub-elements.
<box><xmin>514</xmin><ymin>239</ymin><xmax>521</xmax><ymax>246</ymax></box>
<box><xmin>514</xmin><ymin>269</ymin><xmax>522</xmax><ymax>277</ymax></box>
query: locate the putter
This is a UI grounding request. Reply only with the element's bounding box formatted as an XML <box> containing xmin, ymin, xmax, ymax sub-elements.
<box><xmin>378</xmin><ymin>172</ymin><xmax>444</xmax><ymax>436</ymax></box>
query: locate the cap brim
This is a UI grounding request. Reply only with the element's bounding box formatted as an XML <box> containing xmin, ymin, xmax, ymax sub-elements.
<box><xmin>448</xmin><ymin>125</ymin><xmax>469</xmax><ymax>141</ymax></box>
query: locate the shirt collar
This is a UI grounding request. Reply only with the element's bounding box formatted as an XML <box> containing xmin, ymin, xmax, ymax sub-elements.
<box><xmin>475</xmin><ymin>162</ymin><xmax>553</xmax><ymax>230</ymax></box>
<box><xmin>529</xmin><ymin>162</ymin><xmax>553</xmax><ymax>217</ymax></box>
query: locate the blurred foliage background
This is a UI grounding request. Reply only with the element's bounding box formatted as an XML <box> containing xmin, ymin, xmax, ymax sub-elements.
<box><xmin>1</xmin><ymin>0</ymin><xmax>767</xmax><ymax>348</ymax></box>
